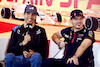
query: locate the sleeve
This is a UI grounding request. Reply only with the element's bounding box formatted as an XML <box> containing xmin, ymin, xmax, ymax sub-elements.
<box><xmin>38</xmin><ymin>29</ymin><xmax>48</xmax><ymax>60</ymax></box>
<box><xmin>84</xmin><ymin>30</ymin><xmax>95</xmax><ymax>43</ymax></box>
<box><xmin>7</xmin><ymin>29</ymin><xmax>23</xmax><ymax>55</ymax></box>
<box><xmin>61</xmin><ymin>27</ymin><xmax>71</xmax><ymax>37</ymax></box>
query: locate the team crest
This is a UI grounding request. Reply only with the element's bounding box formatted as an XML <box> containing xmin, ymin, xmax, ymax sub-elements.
<box><xmin>64</xmin><ymin>34</ymin><xmax>69</xmax><ymax>38</ymax></box>
<box><xmin>29</xmin><ymin>7</ymin><xmax>34</xmax><ymax>10</ymax></box>
<box><xmin>77</xmin><ymin>34</ymin><xmax>84</xmax><ymax>37</ymax></box>
<box><xmin>36</xmin><ymin>29</ymin><xmax>41</xmax><ymax>35</ymax></box>
<box><xmin>76</xmin><ymin>38</ymin><xmax>82</xmax><ymax>42</ymax></box>
<box><xmin>17</xmin><ymin>29</ymin><xmax>20</xmax><ymax>34</ymax></box>
<box><xmin>88</xmin><ymin>31</ymin><xmax>93</xmax><ymax>37</ymax></box>
<box><xmin>83</xmin><ymin>29</ymin><xmax>86</xmax><ymax>33</ymax></box>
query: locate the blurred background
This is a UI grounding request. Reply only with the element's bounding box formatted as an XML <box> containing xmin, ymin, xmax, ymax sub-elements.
<box><xmin>0</xmin><ymin>0</ymin><xmax>100</xmax><ymax>40</ymax></box>
<box><xmin>0</xmin><ymin>1</ymin><xmax>100</xmax><ymax>66</ymax></box>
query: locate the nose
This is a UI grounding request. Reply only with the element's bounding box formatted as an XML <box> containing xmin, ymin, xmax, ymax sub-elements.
<box><xmin>29</xmin><ymin>14</ymin><xmax>33</xmax><ymax>18</ymax></box>
<box><xmin>77</xmin><ymin>19</ymin><xmax>81</xmax><ymax>22</ymax></box>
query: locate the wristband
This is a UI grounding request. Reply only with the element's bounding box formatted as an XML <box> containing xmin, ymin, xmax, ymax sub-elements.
<box><xmin>74</xmin><ymin>54</ymin><xmax>79</xmax><ymax>58</ymax></box>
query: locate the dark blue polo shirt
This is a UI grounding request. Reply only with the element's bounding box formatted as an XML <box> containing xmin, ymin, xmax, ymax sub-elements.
<box><xmin>61</xmin><ymin>27</ymin><xmax>95</xmax><ymax>64</ymax></box>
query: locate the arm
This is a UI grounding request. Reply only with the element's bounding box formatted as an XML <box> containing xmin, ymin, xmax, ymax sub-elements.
<box><xmin>7</xmin><ymin>26</ymin><xmax>31</xmax><ymax>55</ymax></box>
<box><xmin>52</xmin><ymin>31</ymin><xmax>62</xmax><ymax>45</ymax></box>
<box><xmin>22</xmin><ymin>32</ymin><xmax>34</xmax><ymax>58</ymax></box>
<box><xmin>7</xmin><ymin>30</ymin><xmax>23</xmax><ymax>55</ymax></box>
<box><xmin>52</xmin><ymin>31</ymin><xmax>67</xmax><ymax>49</ymax></box>
<box><xmin>22</xmin><ymin>32</ymin><xmax>31</xmax><ymax>46</ymax></box>
<box><xmin>38</xmin><ymin>29</ymin><xmax>48</xmax><ymax>60</ymax></box>
<box><xmin>67</xmin><ymin>38</ymin><xmax>92</xmax><ymax>65</ymax></box>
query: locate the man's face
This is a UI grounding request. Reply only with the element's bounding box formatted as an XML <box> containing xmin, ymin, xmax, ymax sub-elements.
<box><xmin>24</xmin><ymin>12</ymin><xmax>37</xmax><ymax>24</ymax></box>
<box><xmin>70</xmin><ymin>16</ymin><xmax>84</xmax><ymax>29</ymax></box>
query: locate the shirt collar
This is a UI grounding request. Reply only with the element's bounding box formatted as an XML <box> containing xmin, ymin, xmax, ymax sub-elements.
<box><xmin>72</xmin><ymin>26</ymin><xmax>85</xmax><ymax>33</ymax></box>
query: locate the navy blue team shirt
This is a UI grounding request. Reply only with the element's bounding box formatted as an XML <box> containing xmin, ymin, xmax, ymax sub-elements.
<box><xmin>61</xmin><ymin>27</ymin><xmax>95</xmax><ymax>65</ymax></box>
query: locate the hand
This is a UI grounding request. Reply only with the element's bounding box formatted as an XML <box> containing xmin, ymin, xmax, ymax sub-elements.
<box><xmin>59</xmin><ymin>40</ymin><xmax>67</xmax><ymax>49</ymax></box>
<box><xmin>22</xmin><ymin>32</ymin><xmax>31</xmax><ymax>46</ymax></box>
<box><xmin>66</xmin><ymin>56</ymin><xmax>79</xmax><ymax>65</ymax></box>
<box><xmin>23</xmin><ymin>49</ymin><xmax>34</xmax><ymax>58</ymax></box>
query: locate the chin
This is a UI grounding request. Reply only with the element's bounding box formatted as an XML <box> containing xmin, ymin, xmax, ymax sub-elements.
<box><xmin>27</xmin><ymin>22</ymin><xmax>33</xmax><ymax>24</ymax></box>
<box><xmin>77</xmin><ymin>27</ymin><xmax>83</xmax><ymax>29</ymax></box>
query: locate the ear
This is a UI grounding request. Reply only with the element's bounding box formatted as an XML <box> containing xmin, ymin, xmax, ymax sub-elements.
<box><xmin>23</xmin><ymin>13</ymin><xmax>25</xmax><ymax>17</ymax></box>
<box><xmin>69</xmin><ymin>19</ymin><xmax>72</xmax><ymax>24</ymax></box>
<box><xmin>35</xmin><ymin>14</ymin><xmax>37</xmax><ymax>18</ymax></box>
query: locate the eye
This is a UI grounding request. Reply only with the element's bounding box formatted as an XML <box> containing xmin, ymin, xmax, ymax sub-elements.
<box><xmin>27</xmin><ymin>12</ymin><xmax>30</xmax><ymax>15</ymax></box>
<box><xmin>32</xmin><ymin>13</ymin><xmax>35</xmax><ymax>16</ymax></box>
<box><xmin>74</xmin><ymin>18</ymin><xmax>78</xmax><ymax>20</ymax></box>
<box><xmin>80</xmin><ymin>17</ymin><xmax>83</xmax><ymax>20</ymax></box>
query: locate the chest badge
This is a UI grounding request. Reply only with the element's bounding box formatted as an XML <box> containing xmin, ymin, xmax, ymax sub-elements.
<box><xmin>88</xmin><ymin>30</ymin><xmax>93</xmax><ymax>37</ymax></box>
<box><xmin>76</xmin><ymin>38</ymin><xmax>82</xmax><ymax>42</ymax></box>
<box><xmin>64</xmin><ymin>34</ymin><xmax>69</xmax><ymax>38</ymax></box>
<box><xmin>17</xmin><ymin>29</ymin><xmax>20</xmax><ymax>34</ymax></box>
<box><xmin>77</xmin><ymin>34</ymin><xmax>84</xmax><ymax>37</ymax></box>
<box><xmin>36</xmin><ymin>29</ymin><xmax>41</xmax><ymax>35</ymax></box>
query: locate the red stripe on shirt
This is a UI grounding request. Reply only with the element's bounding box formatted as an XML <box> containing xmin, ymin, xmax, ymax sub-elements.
<box><xmin>71</xmin><ymin>33</ymin><xmax>76</xmax><ymax>43</ymax></box>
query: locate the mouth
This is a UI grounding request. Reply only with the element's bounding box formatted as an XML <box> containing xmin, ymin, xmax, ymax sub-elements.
<box><xmin>28</xmin><ymin>19</ymin><xmax>33</xmax><ymax>22</ymax></box>
<box><xmin>78</xmin><ymin>24</ymin><xmax>81</xmax><ymax>26</ymax></box>
<box><xmin>77</xmin><ymin>23</ymin><xmax>82</xmax><ymax>26</ymax></box>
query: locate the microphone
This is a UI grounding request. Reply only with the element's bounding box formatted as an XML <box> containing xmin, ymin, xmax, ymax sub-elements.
<box><xmin>25</xmin><ymin>23</ymin><xmax>33</xmax><ymax>34</ymax></box>
<box><xmin>22</xmin><ymin>23</ymin><xmax>33</xmax><ymax>52</ymax></box>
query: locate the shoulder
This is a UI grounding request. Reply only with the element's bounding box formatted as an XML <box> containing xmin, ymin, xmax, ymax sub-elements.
<box><xmin>83</xmin><ymin>29</ymin><xmax>95</xmax><ymax>42</ymax></box>
<box><xmin>61</xmin><ymin>27</ymin><xmax>72</xmax><ymax>33</ymax></box>
<box><xmin>60</xmin><ymin>27</ymin><xmax>72</xmax><ymax>37</ymax></box>
<box><xmin>85</xmin><ymin>29</ymin><xmax>94</xmax><ymax>36</ymax></box>
<box><xmin>12</xmin><ymin>25</ymin><xmax>22</xmax><ymax>32</ymax></box>
<box><xmin>35</xmin><ymin>25</ymin><xmax>45</xmax><ymax>31</ymax></box>
<box><xmin>35</xmin><ymin>25</ymin><xmax>46</xmax><ymax>35</ymax></box>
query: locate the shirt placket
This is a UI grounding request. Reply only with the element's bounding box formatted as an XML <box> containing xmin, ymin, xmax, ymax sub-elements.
<box><xmin>71</xmin><ymin>32</ymin><xmax>76</xmax><ymax>43</ymax></box>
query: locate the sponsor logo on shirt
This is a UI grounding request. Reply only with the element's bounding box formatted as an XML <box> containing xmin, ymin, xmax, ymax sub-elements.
<box><xmin>64</xmin><ymin>34</ymin><xmax>69</xmax><ymax>38</ymax></box>
<box><xmin>17</xmin><ymin>29</ymin><xmax>20</xmax><ymax>34</ymax></box>
<box><xmin>76</xmin><ymin>38</ymin><xmax>82</xmax><ymax>42</ymax></box>
<box><xmin>88</xmin><ymin>30</ymin><xmax>93</xmax><ymax>37</ymax></box>
<box><xmin>77</xmin><ymin>34</ymin><xmax>84</xmax><ymax>37</ymax></box>
<box><xmin>36</xmin><ymin>29</ymin><xmax>41</xmax><ymax>35</ymax></box>
<box><xmin>83</xmin><ymin>29</ymin><xmax>86</xmax><ymax>33</ymax></box>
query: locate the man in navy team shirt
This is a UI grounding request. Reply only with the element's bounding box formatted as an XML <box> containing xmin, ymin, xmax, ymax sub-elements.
<box><xmin>43</xmin><ymin>9</ymin><xmax>95</xmax><ymax>67</ymax></box>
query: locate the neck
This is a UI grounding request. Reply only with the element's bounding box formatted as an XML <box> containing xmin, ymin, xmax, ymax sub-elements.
<box><xmin>24</xmin><ymin>22</ymin><xmax>35</xmax><ymax>28</ymax></box>
<box><xmin>74</xmin><ymin>26</ymin><xmax>84</xmax><ymax>32</ymax></box>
